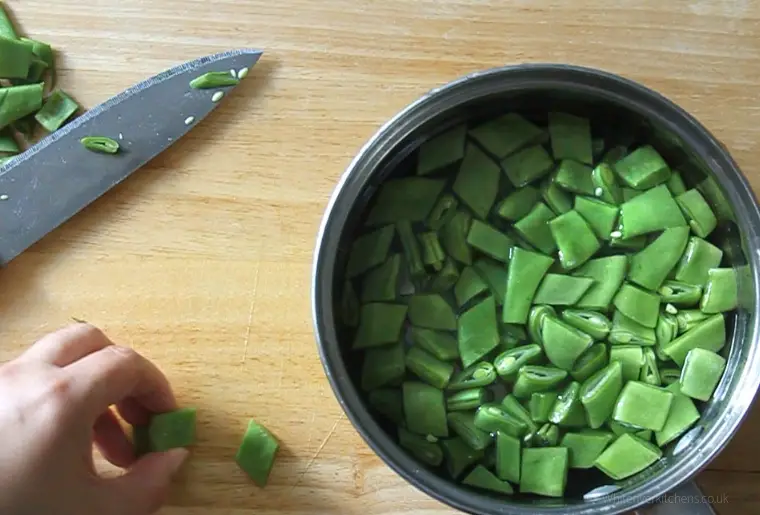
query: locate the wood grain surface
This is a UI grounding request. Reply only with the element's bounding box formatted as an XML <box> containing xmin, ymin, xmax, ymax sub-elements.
<box><xmin>0</xmin><ymin>1</ymin><xmax>759</xmax><ymax>514</ymax></box>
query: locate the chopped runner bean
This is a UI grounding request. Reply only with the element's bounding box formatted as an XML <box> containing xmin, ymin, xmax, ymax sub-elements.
<box><xmin>496</xmin><ymin>186</ymin><xmax>542</xmax><ymax>221</ymax></box>
<box><xmin>470</xmin><ymin>113</ymin><xmax>543</xmax><ymax>158</ymax></box>
<box><xmin>352</xmin><ymin>303</ymin><xmax>408</xmax><ymax>349</ymax></box>
<box><xmin>448</xmin><ymin>361</ymin><xmax>497</xmax><ymax>391</ymax></box>
<box><xmin>570</xmin><ymin>343</ymin><xmax>608</xmax><ymax>383</ymax></box>
<box><xmin>549</xmin><ymin>112</ymin><xmax>592</xmax><ymax>165</ymax></box>
<box><xmin>441</xmin><ymin>438</ymin><xmax>484</xmax><ymax>478</ymax></box>
<box><xmin>453</xmin><ymin>144</ymin><xmax>500</xmax><ymax>219</ymax></box>
<box><xmin>398</xmin><ymin>427</ymin><xmax>443</xmax><ymax>466</ymax></box>
<box><xmin>367</xmin><ymin>177</ymin><xmax>446</xmax><ymax>225</ymax></box>
<box><xmin>236</xmin><ymin>419</ymin><xmax>279</xmax><ymax>486</ymax></box>
<box><xmin>594</xmin><ymin>433</ymin><xmax>662</xmax><ymax>480</ymax></box>
<box><xmin>466</xmin><ymin>220</ymin><xmax>514</xmax><ymax>262</ymax></box>
<box><xmin>533</xmin><ymin>274</ymin><xmax>594</xmax><ymax>306</ymax></box>
<box><xmin>454</xmin><ymin>266</ymin><xmax>489</xmax><ymax>307</ymax></box>
<box><xmin>676</xmin><ymin>188</ymin><xmax>717</xmax><ymax>238</ymax></box>
<box><xmin>406</xmin><ymin>346</ymin><xmax>454</xmax><ymax>389</ymax></box>
<box><xmin>503</xmin><ymin>248</ymin><xmax>554</xmax><ymax>323</ymax></box>
<box><xmin>541</xmin><ymin>171</ymin><xmax>573</xmax><ymax>214</ymax></box>
<box><xmin>346</xmin><ymin>225</ymin><xmax>395</xmax><ymax>278</ymax></box>
<box><xmin>427</xmin><ymin>193</ymin><xmax>459</xmax><ymax>231</ymax></box>
<box><xmin>700</xmin><ymin>268</ymin><xmax>737</xmax><ymax>314</ymax></box>
<box><xmin>561</xmin><ymin>310</ymin><xmax>610</xmax><ymax>341</ymax></box>
<box><xmin>190</xmin><ymin>71</ymin><xmax>240</xmax><ymax>89</ymax></box>
<box><xmin>673</xmin><ymin>236</ymin><xmax>723</xmax><ymax>287</ymax></box>
<box><xmin>494</xmin><ymin>343</ymin><xmax>543</xmax><ymax>381</ymax></box>
<box><xmin>148</xmin><ymin>407</ymin><xmax>197</xmax><ymax>452</ymax></box>
<box><xmin>679</xmin><ymin>348</ymin><xmax>726</xmax><ymax>401</ymax></box>
<box><xmin>654</xmin><ymin>383</ymin><xmax>700</xmax><ymax>446</ymax></box>
<box><xmin>555</xmin><ymin>160</ymin><xmax>594</xmax><ymax>195</ymax></box>
<box><xmin>628</xmin><ymin>226</ymin><xmax>690</xmax><ymax>291</ymax></box>
<box><xmin>542</xmin><ymin>316</ymin><xmax>593</xmax><ymax>371</ymax></box>
<box><xmin>514</xmin><ymin>202</ymin><xmax>557</xmax><ymax>255</ymax></box>
<box><xmin>440</xmin><ymin>209</ymin><xmax>474</xmax><ymax>265</ymax></box>
<box><xmin>561</xmin><ymin>430</ymin><xmax>614</xmax><ymax>469</ymax></box>
<box><xmin>361</xmin><ymin>254</ymin><xmax>400</xmax><ymax>302</ymax></box>
<box><xmin>457</xmin><ymin>295</ymin><xmax>499</xmax><ymax>367</ymax></box>
<box><xmin>574</xmin><ymin>196</ymin><xmax>619</xmax><ymax>240</ymax></box>
<box><xmin>409</xmin><ymin>327</ymin><xmax>459</xmax><ymax>362</ymax></box>
<box><xmin>417</xmin><ymin>124</ymin><xmax>467</xmax><ymax>175</ymax></box>
<box><xmin>34</xmin><ymin>90</ymin><xmax>79</xmax><ymax>132</ymax></box>
<box><xmin>403</xmin><ymin>381</ymin><xmax>448</xmax><ymax>437</ymax></box>
<box><xmin>613</xmin><ymin>145</ymin><xmax>671</xmax><ymax>189</ymax></box>
<box><xmin>520</xmin><ymin>447</ymin><xmax>569</xmax><ymax>497</ymax></box>
<box><xmin>502</xmin><ymin>144</ymin><xmax>555</xmax><ymax>187</ymax></box>
<box><xmin>447</xmin><ymin>388</ymin><xmax>490</xmax><ymax>411</ymax></box>
<box><xmin>549</xmin><ymin>210</ymin><xmax>600</xmax><ymax>270</ymax></box>
<box><xmin>618</xmin><ymin>185</ymin><xmax>686</xmax><ymax>239</ymax></box>
<box><xmin>408</xmin><ymin>294</ymin><xmax>456</xmax><ymax>331</ymax></box>
<box><xmin>613</xmin><ymin>381</ymin><xmax>674</xmax><ymax>432</ymax></box>
<box><xmin>81</xmin><ymin>135</ymin><xmax>119</xmax><ymax>155</ymax></box>
<box><xmin>361</xmin><ymin>340</ymin><xmax>405</xmax><ymax>391</ymax></box>
<box><xmin>463</xmin><ymin>465</ymin><xmax>514</xmax><ymax>494</ymax></box>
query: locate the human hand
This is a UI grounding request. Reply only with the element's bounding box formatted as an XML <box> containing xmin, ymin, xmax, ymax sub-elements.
<box><xmin>0</xmin><ymin>323</ymin><xmax>188</xmax><ymax>515</ymax></box>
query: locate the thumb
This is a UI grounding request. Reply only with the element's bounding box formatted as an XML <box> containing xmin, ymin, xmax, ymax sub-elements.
<box><xmin>108</xmin><ymin>448</ymin><xmax>189</xmax><ymax>515</ymax></box>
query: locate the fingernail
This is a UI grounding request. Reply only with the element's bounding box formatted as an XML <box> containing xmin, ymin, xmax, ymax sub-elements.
<box><xmin>165</xmin><ymin>448</ymin><xmax>190</xmax><ymax>476</ymax></box>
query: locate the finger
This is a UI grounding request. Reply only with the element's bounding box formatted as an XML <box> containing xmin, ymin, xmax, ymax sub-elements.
<box><xmin>116</xmin><ymin>397</ymin><xmax>152</xmax><ymax>427</ymax></box>
<box><xmin>105</xmin><ymin>448</ymin><xmax>188</xmax><ymax>515</ymax></box>
<box><xmin>65</xmin><ymin>345</ymin><xmax>177</xmax><ymax>420</ymax></box>
<box><xmin>93</xmin><ymin>408</ymin><xmax>136</xmax><ymax>468</ymax></box>
<box><xmin>22</xmin><ymin>323</ymin><xmax>114</xmax><ymax>366</ymax></box>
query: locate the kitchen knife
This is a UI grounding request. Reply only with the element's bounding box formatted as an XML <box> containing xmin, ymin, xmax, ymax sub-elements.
<box><xmin>0</xmin><ymin>48</ymin><xmax>262</xmax><ymax>266</ymax></box>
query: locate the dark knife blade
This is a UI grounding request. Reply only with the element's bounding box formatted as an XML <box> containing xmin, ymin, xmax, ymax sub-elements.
<box><xmin>0</xmin><ymin>48</ymin><xmax>262</xmax><ymax>265</ymax></box>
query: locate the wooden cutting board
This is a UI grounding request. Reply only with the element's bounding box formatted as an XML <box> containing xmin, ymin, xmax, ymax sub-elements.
<box><xmin>1</xmin><ymin>1</ymin><xmax>759</xmax><ymax>513</ymax></box>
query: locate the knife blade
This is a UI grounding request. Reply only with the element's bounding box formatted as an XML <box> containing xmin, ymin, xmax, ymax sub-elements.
<box><xmin>0</xmin><ymin>48</ymin><xmax>262</xmax><ymax>266</ymax></box>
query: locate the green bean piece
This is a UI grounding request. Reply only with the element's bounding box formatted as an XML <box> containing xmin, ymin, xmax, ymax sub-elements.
<box><xmin>528</xmin><ymin>305</ymin><xmax>556</xmax><ymax>345</ymax></box>
<box><xmin>499</xmin><ymin>323</ymin><xmax>527</xmax><ymax>350</ymax></box>
<box><xmin>441</xmin><ymin>437</ymin><xmax>484</xmax><ymax>478</ymax></box>
<box><xmin>360</xmin><ymin>254</ymin><xmax>400</xmax><ymax>302</ymax></box>
<box><xmin>469</xmin><ymin>113</ymin><xmax>544</xmax><ymax>158</ymax></box>
<box><xmin>601</xmin><ymin>145</ymin><xmax>628</xmax><ymax>166</ymax></box>
<box><xmin>549</xmin><ymin>112</ymin><xmax>592</xmax><ymax>165</ymax></box>
<box><xmin>409</xmin><ymin>327</ymin><xmax>459</xmax><ymax>362</ymax></box>
<box><xmin>501</xmin><ymin>144</ymin><xmax>555</xmax><ymax>187</ymax></box>
<box><xmin>458</xmin><ymin>295</ymin><xmax>500</xmax><ymax>368</ymax></box>
<box><xmin>511</xmin><ymin>202</ymin><xmax>557</xmax><ymax>256</ymax></box>
<box><xmin>640</xmin><ymin>348</ymin><xmax>661</xmax><ymax>386</ymax></box>
<box><xmin>676</xmin><ymin>188</ymin><xmax>717</xmax><ymax>238</ymax></box>
<box><xmin>613</xmin><ymin>145</ymin><xmax>671</xmax><ymax>189</ymax></box>
<box><xmin>474</xmin><ymin>403</ymin><xmax>529</xmax><ymax>438</ymax></box>
<box><xmin>352</xmin><ymin>302</ymin><xmax>408</xmax><ymax>349</ymax></box>
<box><xmin>549</xmin><ymin>210</ymin><xmax>601</xmax><ymax>270</ymax></box>
<box><xmin>549</xmin><ymin>381</ymin><xmax>585</xmax><ymax>428</ymax></box>
<box><xmin>235</xmin><ymin>418</ymin><xmax>279</xmax><ymax>486</ymax></box>
<box><xmin>609</xmin><ymin>233</ymin><xmax>648</xmax><ymax>251</ymax></box>
<box><xmin>454</xmin><ymin>266</ymin><xmax>488</xmax><ymax>307</ymax></box>
<box><xmin>591</xmin><ymin>163</ymin><xmax>624</xmax><ymax>205</ymax></box>
<box><xmin>697</xmin><ymin>175</ymin><xmax>734</xmax><ymax>222</ymax></box>
<box><xmin>133</xmin><ymin>424</ymin><xmax>152</xmax><ymax>457</ymax></box>
<box><xmin>622</xmin><ymin>187</ymin><xmax>643</xmax><ymax>202</ymax></box>
<box><xmin>448</xmin><ymin>361</ymin><xmax>497</xmax><ymax>391</ymax></box>
<box><xmin>427</xmin><ymin>193</ymin><xmax>459</xmax><ymax>231</ymax></box>
<box><xmin>429</xmin><ymin>257</ymin><xmax>460</xmax><ymax>293</ymax></box>
<box><xmin>463</xmin><ymin>465</ymin><xmax>514</xmax><ymax>494</ymax></box>
<box><xmin>660</xmin><ymin>368</ymin><xmax>681</xmax><ymax>387</ymax></box>
<box><xmin>189</xmin><ymin>71</ymin><xmax>240</xmax><ymax>89</ymax></box>
<box><xmin>667</xmin><ymin>170</ymin><xmax>687</xmax><ymax>196</ymax></box>
<box><xmin>494</xmin><ymin>344</ymin><xmax>543</xmax><ymax>381</ymax></box>
<box><xmin>513</xmin><ymin>366</ymin><xmax>568</xmax><ymax>399</ymax></box>
<box><xmin>346</xmin><ymin>225</ymin><xmax>395</xmax><ymax>278</ymax></box>
<box><xmin>453</xmin><ymin>143</ymin><xmax>500</xmax><ymax>219</ymax></box>
<box><xmin>659</xmin><ymin>280</ymin><xmax>702</xmax><ymax>307</ymax></box>
<box><xmin>0</xmin><ymin>83</ymin><xmax>44</xmax><ymax>130</ymax></box>
<box><xmin>496</xmin><ymin>186</ymin><xmax>542</xmax><ymax>221</ymax></box>
<box><xmin>609</xmin><ymin>310</ymin><xmax>656</xmax><ymax>347</ymax></box>
<box><xmin>441</xmin><ymin>210</ymin><xmax>474</xmax><ymax>266</ymax></box>
<box><xmin>503</xmin><ymin>247</ymin><xmax>554</xmax><ymax>323</ymax></box>
<box><xmin>416</xmin><ymin>124</ymin><xmax>467</xmax><ymax>175</ymax></box>
<box><xmin>679</xmin><ymin>348</ymin><xmax>726</xmax><ymax>401</ymax></box>
<box><xmin>368</xmin><ymin>389</ymin><xmax>405</xmax><ymax>425</ymax></box>
<box><xmin>570</xmin><ymin>343</ymin><xmax>608</xmax><ymax>383</ymax></box>
<box><xmin>0</xmin><ymin>4</ymin><xmax>17</xmax><ymax>39</ymax></box>
<box><xmin>338</xmin><ymin>284</ymin><xmax>356</xmax><ymax>330</ymax></box>
<box><xmin>81</xmin><ymin>136</ymin><xmax>119</xmax><ymax>155</ymax></box>
<box><xmin>610</xmin><ymin>345</ymin><xmax>644</xmax><ymax>382</ymax></box>
<box><xmin>662</xmin><ymin>313</ymin><xmax>725</xmax><ymax>366</ymax></box>
<box><xmin>447</xmin><ymin>388</ymin><xmax>490</xmax><ymax>411</ymax></box>
<box><xmin>448</xmin><ymin>412</ymin><xmax>493</xmax><ymax>451</ymax></box>
<box><xmin>408</xmin><ymin>294</ymin><xmax>456</xmax><ymax>331</ymax></box>
<box><xmin>628</xmin><ymin>226</ymin><xmax>690</xmax><ymax>291</ymax></box>
<box><xmin>495</xmin><ymin>432</ymin><xmax>521</xmax><ymax>483</ymax></box>
<box><xmin>406</xmin><ymin>346</ymin><xmax>455</xmax><ymax>389</ymax></box>
<box><xmin>367</xmin><ymin>177</ymin><xmax>446</xmax><ymax>226</ymax></box>
<box><xmin>612</xmin><ymin>381</ymin><xmax>674</xmax><ymax>431</ymax></box>
<box><xmin>676</xmin><ymin>309</ymin><xmax>710</xmax><ymax>334</ymax></box>
<box><xmin>542</xmin><ymin>316</ymin><xmax>593</xmax><ymax>371</ymax></box>
<box><xmin>418</xmin><ymin>231</ymin><xmax>445</xmax><ymax>272</ymax></box>
<box><xmin>580</xmin><ymin>361</ymin><xmax>623</xmax><ymax>429</ymax></box>
<box><xmin>473</xmin><ymin>258</ymin><xmax>507</xmax><ymax>306</ymax></box>
<box><xmin>0</xmin><ymin>36</ymin><xmax>33</xmax><ymax>79</ymax></box>
<box><xmin>466</xmin><ymin>220</ymin><xmax>514</xmax><ymax>263</ymax></box>
<box><xmin>613</xmin><ymin>283</ymin><xmax>660</xmax><ymax>328</ymax></box>
<box><xmin>396</xmin><ymin>221</ymin><xmax>426</xmax><ymax>279</ymax></box>
<box><xmin>607</xmin><ymin>420</ymin><xmax>643</xmax><ymax>437</ymax></box>
<box><xmin>573</xmin><ymin>255</ymin><xmax>628</xmax><ymax>309</ymax></box>
<box><xmin>0</xmin><ymin>129</ymin><xmax>19</xmax><ymax>154</ymax></box>
<box><xmin>520</xmin><ymin>447</ymin><xmax>569</xmax><ymax>498</ymax></box>
<box><xmin>502</xmin><ymin>395</ymin><xmax>539</xmax><ymax>434</ymax></box>
<box><xmin>700</xmin><ymin>268</ymin><xmax>738</xmax><ymax>314</ymax></box>
<box><xmin>574</xmin><ymin>196</ymin><xmax>619</xmax><ymax>241</ymax></box>
<box><xmin>561</xmin><ymin>310</ymin><xmax>610</xmax><ymax>341</ymax></box>
<box><xmin>533</xmin><ymin>274</ymin><xmax>594</xmax><ymax>306</ymax></box>
<box><xmin>534</xmin><ymin>423</ymin><xmax>560</xmax><ymax>447</ymax></box>
<box><xmin>34</xmin><ymin>90</ymin><xmax>79</xmax><ymax>132</ymax></box>
<box><xmin>541</xmin><ymin>171</ymin><xmax>574</xmax><ymax>214</ymax></box>
<box><xmin>398</xmin><ymin>427</ymin><xmax>443</xmax><ymax>466</ymax></box>
<box><xmin>529</xmin><ymin>392</ymin><xmax>559</xmax><ymax>424</ymax></box>
<box><xmin>619</xmin><ymin>185</ymin><xmax>686</xmax><ymax>239</ymax></box>
<box><xmin>561</xmin><ymin>430</ymin><xmax>614</xmax><ymax>469</ymax></box>
<box><xmin>555</xmin><ymin>160</ymin><xmax>595</xmax><ymax>195</ymax></box>
<box><xmin>403</xmin><ymin>381</ymin><xmax>448</xmax><ymax>437</ymax></box>
<box><xmin>361</xmin><ymin>340</ymin><xmax>405</xmax><ymax>391</ymax></box>
<box><xmin>148</xmin><ymin>407</ymin><xmax>197</xmax><ymax>452</ymax></box>
<box><xmin>592</xmin><ymin>137</ymin><xmax>605</xmax><ymax>159</ymax></box>
<box><xmin>594</xmin><ymin>433</ymin><xmax>662</xmax><ymax>480</ymax></box>
<box><xmin>655</xmin><ymin>383</ymin><xmax>700</xmax><ymax>447</ymax></box>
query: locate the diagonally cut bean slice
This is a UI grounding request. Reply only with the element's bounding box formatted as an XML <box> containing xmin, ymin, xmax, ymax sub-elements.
<box><xmin>469</xmin><ymin>113</ymin><xmax>544</xmax><ymax>158</ymax></box>
<box><xmin>417</xmin><ymin>124</ymin><xmax>467</xmax><ymax>175</ymax></box>
<box><xmin>503</xmin><ymin>247</ymin><xmax>554</xmax><ymax>324</ymax></box>
<box><xmin>453</xmin><ymin>143</ymin><xmax>501</xmax><ymax>219</ymax></box>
